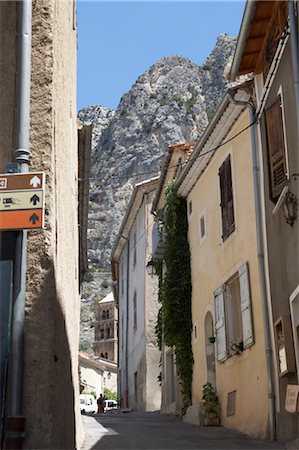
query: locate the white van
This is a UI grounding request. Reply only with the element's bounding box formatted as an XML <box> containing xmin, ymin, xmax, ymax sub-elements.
<box><xmin>80</xmin><ymin>394</ymin><xmax>97</xmax><ymax>414</ymax></box>
<box><xmin>104</xmin><ymin>399</ymin><xmax>118</xmax><ymax>412</ymax></box>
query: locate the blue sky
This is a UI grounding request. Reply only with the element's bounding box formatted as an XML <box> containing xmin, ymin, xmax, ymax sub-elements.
<box><xmin>77</xmin><ymin>1</ymin><xmax>246</xmax><ymax>111</ymax></box>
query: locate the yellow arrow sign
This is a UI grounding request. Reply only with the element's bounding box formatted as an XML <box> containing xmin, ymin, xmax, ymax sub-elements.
<box><xmin>0</xmin><ymin>190</ymin><xmax>44</xmax><ymax>211</ymax></box>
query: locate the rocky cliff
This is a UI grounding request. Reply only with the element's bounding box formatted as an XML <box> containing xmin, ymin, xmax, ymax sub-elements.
<box><xmin>78</xmin><ymin>34</ymin><xmax>237</xmax><ymax>352</ymax></box>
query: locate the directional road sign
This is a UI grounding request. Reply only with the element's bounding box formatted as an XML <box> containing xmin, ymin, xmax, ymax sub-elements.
<box><xmin>0</xmin><ymin>172</ymin><xmax>45</xmax><ymax>230</ymax></box>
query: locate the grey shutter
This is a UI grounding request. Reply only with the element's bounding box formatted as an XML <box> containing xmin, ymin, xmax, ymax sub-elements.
<box><xmin>214</xmin><ymin>286</ymin><xmax>227</xmax><ymax>362</ymax></box>
<box><xmin>219</xmin><ymin>156</ymin><xmax>235</xmax><ymax>241</ymax></box>
<box><xmin>265</xmin><ymin>96</ymin><xmax>287</xmax><ymax>200</ymax></box>
<box><xmin>239</xmin><ymin>262</ymin><xmax>254</xmax><ymax>348</ymax></box>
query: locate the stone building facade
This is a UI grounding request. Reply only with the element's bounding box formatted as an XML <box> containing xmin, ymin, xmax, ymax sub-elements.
<box><xmin>0</xmin><ymin>1</ymin><xmax>83</xmax><ymax>449</ymax></box>
<box><xmin>94</xmin><ymin>292</ymin><xmax>118</xmax><ymax>362</ymax></box>
<box><xmin>111</xmin><ymin>177</ymin><xmax>161</xmax><ymax>412</ymax></box>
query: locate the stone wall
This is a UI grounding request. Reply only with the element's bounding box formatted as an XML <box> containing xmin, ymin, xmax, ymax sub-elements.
<box><xmin>0</xmin><ymin>0</ymin><xmax>82</xmax><ymax>448</ymax></box>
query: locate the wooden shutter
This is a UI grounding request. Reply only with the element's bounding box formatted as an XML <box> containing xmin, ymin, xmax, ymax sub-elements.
<box><xmin>219</xmin><ymin>156</ymin><xmax>235</xmax><ymax>241</ymax></box>
<box><xmin>265</xmin><ymin>96</ymin><xmax>287</xmax><ymax>200</ymax></box>
<box><xmin>214</xmin><ymin>286</ymin><xmax>227</xmax><ymax>362</ymax></box>
<box><xmin>239</xmin><ymin>262</ymin><xmax>254</xmax><ymax>349</ymax></box>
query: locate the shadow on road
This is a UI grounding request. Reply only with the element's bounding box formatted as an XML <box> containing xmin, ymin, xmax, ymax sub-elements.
<box><xmin>81</xmin><ymin>411</ymin><xmax>286</xmax><ymax>450</ymax></box>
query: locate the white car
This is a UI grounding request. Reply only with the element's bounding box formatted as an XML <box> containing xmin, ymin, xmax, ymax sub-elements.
<box><xmin>80</xmin><ymin>394</ymin><xmax>97</xmax><ymax>414</ymax></box>
<box><xmin>104</xmin><ymin>399</ymin><xmax>118</xmax><ymax>412</ymax></box>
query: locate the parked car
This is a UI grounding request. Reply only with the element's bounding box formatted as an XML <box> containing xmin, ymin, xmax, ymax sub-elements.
<box><xmin>104</xmin><ymin>399</ymin><xmax>118</xmax><ymax>412</ymax></box>
<box><xmin>80</xmin><ymin>394</ymin><xmax>97</xmax><ymax>414</ymax></box>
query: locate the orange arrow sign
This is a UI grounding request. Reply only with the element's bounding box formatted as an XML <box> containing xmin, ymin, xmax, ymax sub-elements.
<box><xmin>0</xmin><ymin>209</ymin><xmax>43</xmax><ymax>230</ymax></box>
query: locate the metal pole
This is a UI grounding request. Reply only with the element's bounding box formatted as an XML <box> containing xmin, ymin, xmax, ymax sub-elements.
<box><xmin>5</xmin><ymin>1</ymin><xmax>32</xmax><ymax>448</ymax></box>
<box><xmin>15</xmin><ymin>0</ymin><xmax>32</xmax><ymax>172</ymax></box>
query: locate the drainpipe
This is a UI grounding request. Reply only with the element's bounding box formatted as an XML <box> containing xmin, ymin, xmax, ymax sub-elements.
<box><xmin>289</xmin><ymin>1</ymin><xmax>299</xmax><ymax>134</ymax></box>
<box><xmin>228</xmin><ymin>93</ymin><xmax>276</xmax><ymax>441</ymax></box>
<box><xmin>5</xmin><ymin>1</ymin><xmax>32</xmax><ymax>448</ymax></box>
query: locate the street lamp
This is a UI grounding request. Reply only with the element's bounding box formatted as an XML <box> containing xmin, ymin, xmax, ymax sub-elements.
<box><xmin>283</xmin><ymin>191</ymin><xmax>297</xmax><ymax>226</ymax></box>
<box><xmin>146</xmin><ymin>259</ymin><xmax>156</xmax><ymax>277</ymax></box>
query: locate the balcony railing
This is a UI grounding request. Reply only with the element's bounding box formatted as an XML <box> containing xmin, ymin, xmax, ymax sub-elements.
<box><xmin>152</xmin><ymin>219</ymin><xmax>166</xmax><ymax>260</ymax></box>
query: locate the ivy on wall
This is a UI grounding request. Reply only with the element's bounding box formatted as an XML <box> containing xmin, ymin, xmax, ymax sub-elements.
<box><xmin>155</xmin><ymin>181</ymin><xmax>193</xmax><ymax>413</ymax></box>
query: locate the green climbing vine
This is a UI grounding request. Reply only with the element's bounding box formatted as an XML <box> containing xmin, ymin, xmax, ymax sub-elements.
<box><xmin>154</xmin><ymin>181</ymin><xmax>193</xmax><ymax>413</ymax></box>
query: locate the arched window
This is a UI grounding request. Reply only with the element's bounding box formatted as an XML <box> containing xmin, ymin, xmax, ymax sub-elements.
<box><xmin>105</xmin><ymin>353</ymin><xmax>108</xmax><ymax>359</ymax></box>
<box><xmin>100</xmin><ymin>329</ymin><xmax>104</xmax><ymax>339</ymax></box>
<box><xmin>106</xmin><ymin>310</ymin><xmax>110</xmax><ymax>319</ymax></box>
<box><xmin>100</xmin><ymin>353</ymin><xmax>104</xmax><ymax>358</ymax></box>
<box><xmin>102</xmin><ymin>310</ymin><xmax>106</xmax><ymax>320</ymax></box>
<box><xmin>107</xmin><ymin>328</ymin><xmax>110</xmax><ymax>339</ymax></box>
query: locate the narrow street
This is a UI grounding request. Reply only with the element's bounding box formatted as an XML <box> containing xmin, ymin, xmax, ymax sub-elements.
<box><xmin>81</xmin><ymin>412</ymin><xmax>286</xmax><ymax>450</ymax></box>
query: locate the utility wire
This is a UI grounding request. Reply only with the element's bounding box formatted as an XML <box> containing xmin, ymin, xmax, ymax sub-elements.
<box><xmin>82</xmin><ymin>24</ymin><xmax>290</xmax><ymax>187</ymax></box>
<box><xmin>84</xmin><ymin>118</ymin><xmax>257</xmax><ymax>185</ymax></box>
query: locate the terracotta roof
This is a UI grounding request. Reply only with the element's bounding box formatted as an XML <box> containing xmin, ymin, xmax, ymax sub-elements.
<box><xmin>168</xmin><ymin>141</ymin><xmax>197</xmax><ymax>158</ymax></box>
<box><xmin>151</xmin><ymin>141</ymin><xmax>198</xmax><ymax>214</ymax></box>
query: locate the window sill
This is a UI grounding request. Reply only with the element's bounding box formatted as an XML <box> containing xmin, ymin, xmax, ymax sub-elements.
<box><xmin>220</xmin><ymin>228</ymin><xmax>238</xmax><ymax>250</ymax></box>
<box><xmin>222</xmin><ymin>348</ymin><xmax>249</xmax><ymax>367</ymax></box>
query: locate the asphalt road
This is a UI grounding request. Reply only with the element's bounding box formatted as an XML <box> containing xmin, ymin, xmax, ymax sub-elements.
<box><xmin>80</xmin><ymin>411</ymin><xmax>286</xmax><ymax>450</ymax></box>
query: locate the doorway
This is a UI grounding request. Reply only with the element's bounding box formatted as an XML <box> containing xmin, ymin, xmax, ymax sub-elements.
<box><xmin>204</xmin><ymin>312</ymin><xmax>216</xmax><ymax>386</ymax></box>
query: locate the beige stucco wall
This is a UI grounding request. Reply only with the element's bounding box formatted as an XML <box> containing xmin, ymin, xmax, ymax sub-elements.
<box><xmin>117</xmin><ymin>186</ymin><xmax>161</xmax><ymax>411</ymax></box>
<box><xmin>80</xmin><ymin>363</ymin><xmax>103</xmax><ymax>398</ymax></box>
<box><xmin>0</xmin><ymin>0</ymin><xmax>83</xmax><ymax>448</ymax></box>
<box><xmin>103</xmin><ymin>370</ymin><xmax>117</xmax><ymax>394</ymax></box>
<box><xmin>144</xmin><ymin>191</ymin><xmax>162</xmax><ymax>411</ymax></box>
<box><xmin>187</xmin><ymin>111</ymin><xmax>269</xmax><ymax>438</ymax></box>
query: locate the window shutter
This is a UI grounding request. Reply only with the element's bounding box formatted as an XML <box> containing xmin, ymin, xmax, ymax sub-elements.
<box><xmin>219</xmin><ymin>156</ymin><xmax>235</xmax><ymax>241</ymax></box>
<box><xmin>265</xmin><ymin>96</ymin><xmax>287</xmax><ymax>199</ymax></box>
<box><xmin>239</xmin><ymin>262</ymin><xmax>254</xmax><ymax>348</ymax></box>
<box><xmin>214</xmin><ymin>286</ymin><xmax>227</xmax><ymax>362</ymax></box>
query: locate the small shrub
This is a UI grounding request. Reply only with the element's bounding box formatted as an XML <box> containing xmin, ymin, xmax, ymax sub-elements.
<box><xmin>185</xmin><ymin>96</ymin><xmax>196</xmax><ymax>113</ymax></box>
<box><xmin>85</xmin><ymin>272</ymin><xmax>94</xmax><ymax>282</ymax></box>
<box><xmin>202</xmin><ymin>62</ymin><xmax>212</xmax><ymax>70</ymax></box>
<box><xmin>101</xmin><ymin>279</ymin><xmax>109</xmax><ymax>289</ymax></box>
<box><xmin>79</xmin><ymin>341</ymin><xmax>92</xmax><ymax>353</ymax></box>
<box><xmin>206</xmin><ymin>108</ymin><xmax>215</xmax><ymax>122</ymax></box>
<box><xmin>103</xmin><ymin>387</ymin><xmax>117</xmax><ymax>400</ymax></box>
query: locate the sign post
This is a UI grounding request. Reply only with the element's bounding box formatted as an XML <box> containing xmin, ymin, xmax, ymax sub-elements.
<box><xmin>0</xmin><ymin>172</ymin><xmax>45</xmax><ymax>231</ymax></box>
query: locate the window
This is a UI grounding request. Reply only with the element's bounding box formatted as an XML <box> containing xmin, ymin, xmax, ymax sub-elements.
<box><xmin>219</xmin><ymin>155</ymin><xmax>235</xmax><ymax>241</ymax></box>
<box><xmin>174</xmin><ymin>157</ymin><xmax>183</xmax><ymax>178</ymax></box>
<box><xmin>100</xmin><ymin>329</ymin><xmax>104</xmax><ymax>340</ymax></box>
<box><xmin>133</xmin><ymin>231</ymin><xmax>137</xmax><ymax>268</ymax></box>
<box><xmin>227</xmin><ymin>391</ymin><xmax>237</xmax><ymax>417</ymax></box>
<box><xmin>225</xmin><ymin>273</ymin><xmax>243</xmax><ymax>346</ymax></box>
<box><xmin>200</xmin><ymin>216</ymin><xmax>205</xmax><ymax>238</ymax></box>
<box><xmin>265</xmin><ymin>95</ymin><xmax>287</xmax><ymax>200</ymax></box>
<box><xmin>274</xmin><ymin>315</ymin><xmax>296</xmax><ymax>376</ymax></box>
<box><xmin>107</xmin><ymin>328</ymin><xmax>110</xmax><ymax>339</ymax></box>
<box><xmin>105</xmin><ymin>353</ymin><xmax>108</xmax><ymax>359</ymax></box>
<box><xmin>106</xmin><ymin>310</ymin><xmax>110</xmax><ymax>319</ymax></box>
<box><xmin>214</xmin><ymin>262</ymin><xmax>254</xmax><ymax>362</ymax></box>
<box><xmin>133</xmin><ymin>291</ymin><xmax>137</xmax><ymax>330</ymax></box>
<box><xmin>100</xmin><ymin>353</ymin><xmax>104</xmax><ymax>358</ymax></box>
<box><xmin>102</xmin><ymin>310</ymin><xmax>106</xmax><ymax>320</ymax></box>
